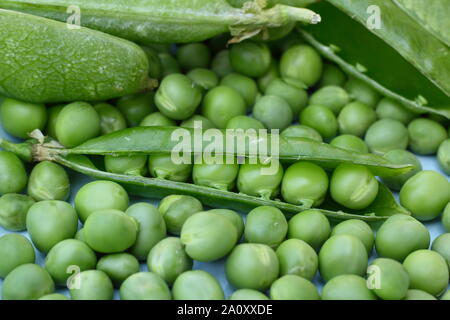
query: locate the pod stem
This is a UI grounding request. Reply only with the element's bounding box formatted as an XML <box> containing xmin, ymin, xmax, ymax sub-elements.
<box><xmin>0</xmin><ymin>138</ymin><xmax>33</xmax><ymax>162</ymax></box>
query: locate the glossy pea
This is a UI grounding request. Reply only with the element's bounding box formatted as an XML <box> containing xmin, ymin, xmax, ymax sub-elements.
<box><xmin>74</xmin><ymin>180</ymin><xmax>129</xmax><ymax>222</ymax></box>
<box><xmin>97</xmin><ymin>253</ymin><xmax>140</xmax><ymax>286</ymax></box>
<box><xmin>120</xmin><ymin>272</ymin><xmax>171</xmax><ymax>300</ymax></box>
<box><xmin>431</xmin><ymin>234</ymin><xmax>450</xmax><ymax>271</ymax></box>
<box><xmin>0</xmin><ymin>98</ymin><xmax>46</xmax><ymax>139</ymax></box>
<box><xmin>172</xmin><ymin>270</ymin><xmax>224</xmax><ymax>300</ymax></box>
<box><xmin>229</xmin><ymin>289</ymin><xmax>269</xmax><ymax>300</ymax></box>
<box><xmin>276</xmin><ymin>239</ymin><xmax>318</xmax><ymax>280</ymax></box>
<box><xmin>365</xmin><ymin>119</ymin><xmax>409</xmax><ymax>154</ymax></box>
<box><xmin>177</xmin><ymin>43</ymin><xmax>211</xmax><ymax>71</ymax></box>
<box><xmin>2</xmin><ymin>264</ymin><xmax>54</xmax><ymax>300</ymax></box>
<box><xmin>27</xmin><ymin>161</ymin><xmax>70</xmax><ymax>201</ymax></box>
<box><xmin>229</xmin><ymin>40</ymin><xmax>271</xmax><ymax>77</ymax></box>
<box><xmin>192</xmin><ymin>162</ymin><xmax>239</xmax><ymax>191</ymax></box>
<box><xmin>105</xmin><ymin>154</ymin><xmax>148</xmax><ymax>176</ymax></box>
<box><xmin>44</xmin><ymin>239</ymin><xmax>97</xmax><ymax>285</ymax></box>
<box><xmin>26</xmin><ymin>200</ymin><xmax>78</xmax><ymax>253</ymax></box>
<box><xmin>330</xmin><ymin>134</ymin><xmax>368</xmax><ymax>154</ymax></box>
<box><xmin>270</xmin><ymin>275</ymin><xmax>319</xmax><ymax>300</ymax></box>
<box><xmin>147</xmin><ymin>237</ymin><xmax>193</xmax><ymax>286</ymax></box>
<box><xmin>257</xmin><ymin>58</ymin><xmax>279</xmax><ymax>93</ymax></box>
<box><xmin>208</xmin><ymin>209</ymin><xmax>244</xmax><ymax>240</ymax></box>
<box><xmin>117</xmin><ymin>92</ymin><xmax>155</xmax><ymax>127</ymax></box>
<box><xmin>310</xmin><ymin>85</ymin><xmax>350</xmax><ymax>115</ymax></box>
<box><xmin>237</xmin><ymin>160</ymin><xmax>284</xmax><ymax>200</ymax></box>
<box><xmin>141</xmin><ymin>46</ymin><xmax>163</xmax><ymax>79</ymax></box>
<box><xmin>0</xmin><ymin>193</ymin><xmax>35</xmax><ymax>231</ymax></box>
<box><xmin>220</xmin><ymin>73</ymin><xmax>258</xmax><ymax>109</ymax></box>
<box><xmin>265</xmin><ymin>78</ymin><xmax>308</xmax><ymax>117</ymax></box>
<box><xmin>331</xmin><ymin>219</ymin><xmax>374</xmax><ymax>254</ymax></box>
<box><xmin>408</xmin><ymin>118</ymin><xmax>447</xmax><ymax>155</ymax></box>
<box><xmin>344</xmin><ymin>78</ymin><xmax>381</xmax><ymax>108</ymax></box>
<box><xmin>158</xmin><ymin>195</ymin><xmax>203</xmax><ymax>235</ymax></box>
<box><xmin>443</xmin><ymin>203</ymin><xmax>450</xmax><ymax>232</ymax></box>
<box><xmin>319</xmin><ymin>63</ymin><xmax>347</xmax><ymax>87</ymax></box>
<box><xmin>281</xmin><ymin>161</ymin><xmax>329</xmax><ymax>207</ymax></box>
<box><xmin>226</xmin><ymin>115</ymin><xmax>265</xmax><ymax>131</ymax></box>
<box><xmin>0</xmin><ymin>234</ymin><xmax>35</xmax><ymax>278</ymax></box>
<box><xmin>438</xmin><ymin>139</ymin><xmax>450</xmax><ymax>175</ymax></box>
<box><xmin>55</xmin><ymin>102</ymin><xmax>100</xmax><ymax>148</ymax></box>
<box><xmin>375</xmin><ymin>98</ymin><xmax>417</xmax><ymax>124</ymax></box>
<box><xmin>46</xmin><ymin>104</ymin><xmax>64</xmax><ymax>138</ymax></box>
<box><xmin>69</xmin><ymin>270</ymin><xmax>113</xmax><ymax>300</ymax></box>
<box><xmin>287</xmin><ymin>210</ymin><xmax>331</xmax><ymax>251</ymax></box>
<box><xmin>253</xmin><ymin>95</ymin><xmax>293</xmax><ymax>130</ymax></box>
<box><xmin>380</xmin><ymin>149</ymin><xmax>422</xmax><ymax>191</ymax></box>
<box><xmin>281</xmin><ymin>125</ymin><xmax>322</xmax><ymax>142</ymax></box>
<box><xmin>375</xmin><ymin>214</ymin><xmax>430</xmax><ymax>261</ymax></box>
<box><xmin>94</xmin><ymin>103</ymin><xmax>127</xmax><ymax>135</ymax></box>
<box><xmin>321</xmin><ymin>275</ymin><xmax>377</xmax><ymax>300</ymax></box>
<box><xmin>180</xmin><ymin>114</ymin><xmax>215</xmax><ymax>129</ymax></box>
<box><xmin>186</xmin><ymin>68</ymin><xmax>219</xmax><ymax>91</ymax></box>
<box><xmin>148</xmin><ymin>154</ymin><xmax>192</xmax><ymax>182</ymax></box>
<box><xmin>159</xmin><ymin>53</ymin><xmax>181</xmax><ymax>77</ymax></box>
<box><xmin>84</xmin><ymin>209</ymin><xmax>138</xmax><ymax>254</ymax></box>
<box><xmin>0</xmin><ymin>151</ymin><xmax>27</xmax><ymax>195</ymax></box>
<box><xmin>338</xmin><ymin>101</ymin><xmax>377</xmax><ymax>137</ymax></box>
<box><xmin>299</xmin><ymin>105</ymin><xmax>338</xmax><ymax>140</ymax></box>
<box><xmin>368</xmin><ymin>258</ymin><xmax>410</xmax><ymax>300</ymax></box>
<box><xmin>211</xmin><ymin>50</ymin><xmax>233</xmax><ymax>78</ymax></box>
<box><xmin>244</xmin><ymin>206</ymin><xmax>287</xmax><ymax>248</ymax></box>
<box><xmin>140</xmin><ymin>112</ymin><xmax>176</xmax><ymax>127</ymax></box>
<box><xmin>126</xmin><ymin>202</ymin><xmax>166</xmax><ymax>260</ymax></box>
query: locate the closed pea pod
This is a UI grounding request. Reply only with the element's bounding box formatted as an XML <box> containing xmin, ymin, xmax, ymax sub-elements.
<box><xmin>244</xmin><ymin>206</ymin><xmax>288</xmax><ymax>248</ymax></box>
<box><xmin>192</xmin><ymin>162</ymin><xmax>239</xmax><ymax>191</ymax></box>
<box><xmin>0</xmin><ymin>234</ymin><xmax>35</xmax><ymax>278</ymax></box>
<box><xmin>0</xmin><ymin>193</ymin><xmax>35</xmax><ymax>231</ymax></box>
<box><xmin>120</xmin><ymin>272</ymin><xmax>171</xmax><ymax>300</ymax></box>
<box><xmin>97</xmin><ymin>253</ymin><xmax>140</xmax><ymax>286</ymax></box>
<box><xmin>158</xmin><ymin>195</ymin><xmax>203</xmax><ymax>235</ymax></box>
<box><xmin>27</xmin><ymin>161</ymin><xmax>70</xmax><ymax>201</ymax></box>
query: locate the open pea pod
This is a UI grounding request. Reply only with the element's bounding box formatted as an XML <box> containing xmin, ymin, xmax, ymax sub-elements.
<box><xmin>302</xmin><ymin>1</ymin><xmax>450</xmax><ymax>118</ymax></box>
<box><xmin>0</xmin><ymin>0</ymin><xmax>320</xmax><ymax>43</ymax></box>
<box><xmin>33</xmin><ymin>126</ymin><xmax>413</xmax><ymax>177</ymax></box>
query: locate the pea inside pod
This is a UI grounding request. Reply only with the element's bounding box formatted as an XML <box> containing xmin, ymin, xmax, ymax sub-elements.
<box><xmin>158</xmin><ymin>195</ymin><xmax>203</xmax><ymax>235</ymax></box>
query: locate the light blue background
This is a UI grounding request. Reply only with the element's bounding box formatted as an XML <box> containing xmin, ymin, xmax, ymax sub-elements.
<box><xmin>0</xmin><ymin>124</ymin><xmax>448</xmax><ymax>299</ymax></box>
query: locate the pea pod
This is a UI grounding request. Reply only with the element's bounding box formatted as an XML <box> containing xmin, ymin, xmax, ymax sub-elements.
<box><xmin>0</xmin><ymin>9</ymin><xmax>151</xmax><ymax>103</ymax></box>
<box><xmin>0</xmin><ymin>0</ymin><xmax>321</xmax><ymax>44</ymax></box>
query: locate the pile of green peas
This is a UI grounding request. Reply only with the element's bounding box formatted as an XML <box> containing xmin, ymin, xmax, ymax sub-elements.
<box><xmin>0</xmin><ymin>34</ymin><xmax>449</xmax><ymax>300</ymax></box>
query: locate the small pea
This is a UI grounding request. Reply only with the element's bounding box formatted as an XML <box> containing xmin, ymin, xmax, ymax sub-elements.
<box><xmin>365</xmin><ymin>119</ymin><xmax>409</xmax><ymax>154</ymax></box>
<box><xmin>141</xmin><ymin>46</ymin><xmax>163</xmax><ymax>79</ymax></box>
<box><xmin>331</xmin><ymin>219</ymin><xmax>374</xmax><ymax>254</ymax></box>
<box><xmin>380</xmin><ymin>149</ymin><xmax>422</xmax><ymax>191</ymax></box>
<box><xmin>230</xmin><ymin>40</ymin><xmax>271</xmax><ymax>77</ymax></box>
<box><xmin>338</xmin><ymin>101</ymin><xmax>377</xmax><ymax>137</ymax></box>
<box><xmin>38</xmin><ymin>293</ymin><xmax>69</xmax><ymax>300</ymax></box>
<box><xmin>299</xmin><ymin>105</ymin><xmax>338</xmax><ymax>140</ymax></box>
<box><xmin>404</xmin><ymin>289</ymin><xmax>437</xmax><ymax>300</ymax></box>
<box><xmin>186</xmin><ymin>68</ymin><xmax>219</xmax><ymax>91</ymax></box>
<box><xmin>28</xmin><ymin>161</ymin><xmax>70</xmax><ymax>201</ymax></box>
<box><xmin>104</xmin><ymin>154</ymin><xmax>148</xmax><ymax>176</ymax></box>
<box><xmin>375</xmin><ymin>98</ymin><xmax>418</xmax><ymax>124</ymax></box>
<box><xmin>257</xmin><ymin>58</ymin><xmax>279</xmax><ymax>93</ymax></box>
<box><xmin>270</xmin><ymin>275</ymin><xmax>320</xmax><ymax>300</ymax></box>
<box><xmin>226</xmin><ymin>115</ymin><xmax>265</xmax><ymax>131</ymax></box>
<box><xmin>319</xmin><ymin>63</ymin><xmax>347</xmax><ymax>87</ymax></box>
<box><xmin>180</xmin><ymin>114</ymin><xmax>215</xmax><ymax>129</ymax></box>
<box><xmin>172</xmin><ymin>270</ymin><xmax>224</xmax><ymax>300</ymax></box>
<box><xmin>221</xmin><ymin>73</ymin><xmax>258</xmax><ymax>109</ymax></box>
<box><xmin>438</xmin><ymin>139</ymin><xmax>450</xmax><ymax>175</ymax></box>
<box><xmin>148</xmin><ymin>154</ymin><xmax>192</xmax><ymax>182</ymax></box>
<box><xmin>208</xmin><ymin>209</ymin><xmax>244</xmax><ymax>240</ymax></box>
<box><xmin>69</xmin><ymin>270</ymin><xmax>113</xmax><ymax>300</ymax></box>
<box><xmin>276</xmin><ymin>239</ymin><xmax>318</xmax><ymax>280</ymax></box>
<box><xmin>344</xmin><ymin>77</ymin><xmax>381</xmax><ymax>108</ymax></box>
<box><xmin>192</xmin><ymin>162</ymin><xmax>239</xmax><ymax>191</ymax></box>
<box><xmin>253</xmin><ymin>95</ymin><xmax>293</xmax><ymax>130</ymax></box>
<box><xmin>330</xmin><ymin>134</ymin><xmax>368</xmax><ymax>154</ymax></box>
<box><xmin>322</xmin><ymin>275</ymin><xmax>377</xmax><ymax>300</ymax></box>
<box><xmin>140</xmin><ymin>111</ymin><xmax>176</xmax><ymax>127</ymax></box>
<box><xmin>229</xmin><ymin>289</ymin><xmax>269</xmax><ymax>300</ymax></box>
<box><xmin>46</xmin><ymin>104</ymin><xmax>64</xmax><ymax>138</ymax></box>
<box><xmin>310</xmin><ymin>85</ymin><xmax>350</xmax><ymax>115</ymax></box>
<box><xmin>368</xmin><ymin>258</ymin><xmax>410</xmax><ymax>300</ymax></box>
<box><xmin>120</xmin><ymin>272</ymin><xmax>172</xmax><ymax>300</ymax></box>
<box><xmin>431</xmin><ymin>233</ymin><xmax>450</xmax><ymax>271</ymax></box>
<box><xmin>211</xmin><ymin>50</ymin><xmax>233</xmax><ymax>78</ymax></box>
<box><xmin>0</xmin><ymin>193</ymin><xmax>35</xmax><ymax>231</ymax></box>
<box><xmin>279</xmin><ymin>45</ymin><xmax>322</xmax><ymax>88</ymax></box>
<box><xmin>408</xmin><ymin>118</ymin><xmax>447</xmax><ymax>155</ymax></box>
<box><xmin>281</xmin><ymin>125</ymin><xmax>322</xmax><ymax>142</ymax></box>
<box><xmin>0</xmin><ymin>234</ymin><xmax>35</xmax><ymax>278</ymax></box>
<box><xmin>265</xmin><ymin>78</ymin><xmax>308</xmax><ymax>117</ymax></box>
<box><xmin>158</xmin><ymin>195</ymin><xmax>203</xmax><ymax>235</ymax></box>
<box><xmin>94</xmin><ymin>102</ymin><xmax>127</xmax><ymax>135</ymax></box>
<box><xmin>287</xmin><ymin>209</ymin><xmax>331</xmax><ymax>251</ymax></box>
<box><xmin>244</xmin><ymin>206</ymin><xmax>288</xmax><ymax>248</ymax></box>
<box><xmin>443</xmin><ymin>203</ymin><xmax>450</xmax><ymax>232</ymax></box>
<box><xmin>117</xmin><ymin>92</ymin><xmax>155</xmax><ymax>127</ymax></box>
<box><xmin>97</xmin><ymin>253</ymin><xmax>140</xmax><ymax>286</ymax></box>
<box><xmin>176</xmin><ymin>43</ymin><xmax>211</xmax><ymax>71</ymax></box>
<box><xmin>158</xmin><ymin>53</ymin><xmax>181</xmax><ymax>77</ymax></box>
<box><xmin>0</xmin><ymin>151</ymin><xmax>27</xmax><ymax>195</ymax></box>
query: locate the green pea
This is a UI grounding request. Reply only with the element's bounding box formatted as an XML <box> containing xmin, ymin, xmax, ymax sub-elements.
<box><xmin>126</xmin><ymin>202</ymin><xmax>166</xmax><ymax>260</ymax></box>
<box><xmin>281</xmin><ymin>125</ymin><xmax>322</xmax><ymax>142</ymax></box>
<box><xmin>0</xmin><ymin>234</ymin><xmax>35</xmax><ymax>278</ymax></box>
<box><xmin>281</xmin><ymin>161</ymin><xmax>329</xmax><ymax>207</ymax></box>
<box><xmin>279</xmin><ymin>45</ymin><xmax>322</xmax><ymax>88</ymax></box>
<box><xmin>75</xmin><ymin>228</ymin><xmax>86</xmax><ymax>243</ymax></box>
<box><xmin>158</xmin><ymin>53</ymin><xmax>181</xmax><ymax>77</ymax></box>
<box><xmin>226</xmin><ymin>115</ymin><xmax>265</xmax><ymax>131</ymax></box>
<box><xmin>45</xmin><ymin>239</ymin><xmax>97</xmax><ymax>286</ymax></box>
<box><xmin>158</xmin><ymin>195</ymin><xmax>203</xmax><ymax>235</ymax></box>
<box><xmin>319</xmin><ymin>235</ymin><xmax>368</xmax><ymax>282</ymax></box>
<box><xmin>55</xmin><ymin>102</ymin><xmax>100</xmax><ymax>148</ymax></box>
<box><xmin>441</xmin><ymin>291</ymin><xmax>450</xmax><ymax>300</ymax></box>
<box><xmin>380</xmin><ymin>149</ymin><xmax>422</xmax><ymax>191</ymax></box>
<box><xmin>140</xmin><ymin>112</ymin><xmax>177</xmax><ymax>127</ymax></box>
<box><xmin>186</xmin><ymin>68</ymin><xmax>219</xmax><ymax>91</ymax></box>
<box><xmin>431</xmin><ymin>234</ymin><xmax>450</xmax><ymax>271</ymax></box>
<box><xmin>26</xmin><ymin>200</ymin><xmax>78</xmax><ymax>253</ymax></box>
<box><xmin>105</xmin><ymin>155</ymin><xmax>148</xmax><ymax>176</ymax></box>
<box><xmin>375</xmin><ymin>98</ymin><xmax>417</xmax><ymax>124</ymax></box>
<box><xmin>367</xmin><ymin>258</ymin><xmax>409</xmax><ymax>300</ymax></box>
<box><xmin>208</xmin><ymin>209</ymin><xmax>244</xmax><ymax>240</ymax></box>
<box><xmin>265</xmin><ymin>78</ymin><xmax>308</xmax><ymax>117</ymax></box>
<box><xmin>276</xmin><ymin>239</ymin><xmax>318</xmax><ymax>280</ymax></box>
<box><xmin>244</xmin><ymin>206</ymin><xmax>287</xmax><ymax>248</ymax></box>
<box><xmin>94</xmin><ymin>103</ymin><xmax>127</xmax><ymax>135</ymax></box>
<box><xmin>117</xmin><ymin>92</ymin><xmax>155</xmax><ymax>126</ymax></box>
<box><xmin>180</xmin><ymin>211</ymin><xmax>238</xmax><ymax>261</ymax></box>
<box><xmin>147</xmin><ymin>237</ymin><xmax>193</xmax><ymax>286</ymax></box>
<box><xmin>177</xmin><ymin>43</ymin><xmax>211</xmax><ymax>71</ymax></box>
<box><xmin>330</xmin><ymin>134</ymin><xmax>368</xmax><ymax>154</ymax></box>
<box><xmin>211</xmin><ymin>50</ymin><xmax>233</xmax><ymax>78</ymax></box>
<box><xmin>403</xmin><ymin>250</ymin><xmax>449</xmax><ymax>297</ymax></box>
<box><xmin>257</xmin><ymin>58</ymin><xmax>279</xmax><ymax>93</ymax></box>
<box><xmin>225</xmin><ymin>243</ymin><xmax>279</xmax><ymax>291</ymax></box>
<box><xmin>0</xmin><ymin>98</ymin><xmax>47</xmax><ymax>138</ymax></box>
<box><xmin>193</xmin><ymin>162</ymin><xmax>239</xmax><ymax>191</ymax></box>
<box><xmin>2</xmin><ymin>264</ymin><xmax>54</xmax><ymax>300</ymax></box>
<box><xmin>69</xmin><ymin>270</ymin><xmax>113</xmax><ymax>300</ymax></box>
<box><xmin>253</xmin><ymin>95</ymin><xmax>293</xmax><ymax>130</ymax></box>
<box><xmin>408</xmin><ymin>118</ymin><xmax>448</xmax><ymax>155</ymax></box>
<box><xmin>230</xmin><ymin>40</ymin><xmax>271</xmax><ymax>77</ymax></box>
<box><xmin>74</xmin><ymin>180</ymin><xmax>129</xmax><ymax>222</ymax></box>
<box><xmin>438</xmin><ymin>139</ymin><xmax>450</xmax><ymax>175</ymax></box>
<box><xmin>237</xmin><ymin>160</ymin><xmax>284</xmax><ymax>200</ymax></box>
<box><xmin>287</xmin><ymin>210</ymin><xmax>331</xmax><ymax>251</ymax></box>
<box><xmin>375</xmin><ymin>214</ymin><xmax>430</xmax><ymax>261</ymax></box>
<box><xmin>299</xmin><ymin>105</ymin><xmax>338</xmax><ymax>140</ymax></box>
<box><xmin>331</xmin><ymin>219</ymin><xmax>374</xmax><ymax>254</ymax></box>
<box><xmin>229</xmin><ymin>289</ymin><xmax>269</xmax><ymax>300</ymax></box>
<box><xmin>338</xmin><ymin>101</ymin><xmax>377</xmax><ymax>137</ymax></box>
<box><xmin>27</xmin><ymin>161</ymin><xmax>70</xmax><ymax>201</ymax></box>
<box><xmin>221</xmin><ymin>73</ymin><xmax>258</xmax><ymax>108</ymax></box>
<box><xmin>148</xmin><ymin>154</ymin><xmax>192</xmax><ymax>182</ymax></box>
<box><xmin>155</xmin><ymin>74</ymin><xmax>202</xmax><ymax>120</ymax></box>
<box><xmin>97</xmin><ymin>253</ymin><xmax>140</xmax><ymax>286</ymax></box>
<box><xmin>270</xmin><ymin>275</ymin><xmax>319</xmax><ymax>300</ymax></box>
<box><xmin>39</xmin><ymin>293</ymin><xmax>69</xmax><ymax>300</ymax></box>
<box><xmin>404</xmin><ymin>289</ymin><xmax>437</xmax><ymax>300</ymax></box>
<box><xmin>84</xmin><ymin>209</ymin><xmax>138</xmax><ymax>253</ymax></box>
<box><xmin>0</xmin><ymin>151</ymin><xmax>27</xmax><ymax>195</ymax></box>
<box><xmin>319</xmin><ymin>63</ymin><xmax>347</xmax><ymax>87</ymax></box>
<box><xmin>141</xmin><ymin>46</ymin><xmax>163</xmax><ymax>79</ymax></box>
<box><xmin>201</xmin><ymin>86</ymin><xmax>246</xmax><ymax>129</ymax></box>
<box><xmin>399</xmin><ymin>170</ymin><xmax>450</xmax><ymax>221</ymax></box>
<box><xmin>120</xmin><ymin>272</ymin><xmax>171</xmax><ymax>300</ymax></box>
<box><xmin>365</xmin><ymin>119</ymin><xmax>409</xmax><ymax>154</ymax></box>
<box><xmin>45</xmin><ymin>104</ymin><xmax>64</xmax><ymax>138</ymax></box>
<box><xmin>330</xmin><ymin>163</ymin><xmax>379</xmax><ymax>210</ymax></box>
<box><xmin>180</xmin><ymin>114</ymin><xmax>215</xmax><ymax>129</ymax></box>
<box><xmin>310</xmin><ymin>85</ymin><xmax>350</xmax><ymax>115</ymax></box>
<box><xmin>0</xmin><ymin>193</ymin><xmax>35</xmax><ymax>231</ymax></box>
<box><xmin>344</xmin><ymin>77</ymin><xmax>381</xmax><ymax>108</ymax></box>
<box><xmin>321</xmin><ymin>275</ymin><xmax>377</xmax><ymax>300</ymax></box>
<box><xmin>172</xmin><ymin>270</ymin><xmax>224</xmax><ymax>300</ymax></box>
<box><xmin>443</xmin><ymin>203</ymin><xmax>450</xmax><ymax>232</ymax></box>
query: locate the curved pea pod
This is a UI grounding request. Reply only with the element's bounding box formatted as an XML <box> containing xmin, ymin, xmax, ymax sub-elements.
<box><xmin>0</xmin><ymin>0</ymin><xmax>321</xmax><ymax>44</ymax></box>
<box><xmin>0</xmin><ymin>9</ymin><xmax>151</xmax><ymax>103</ymax></box>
